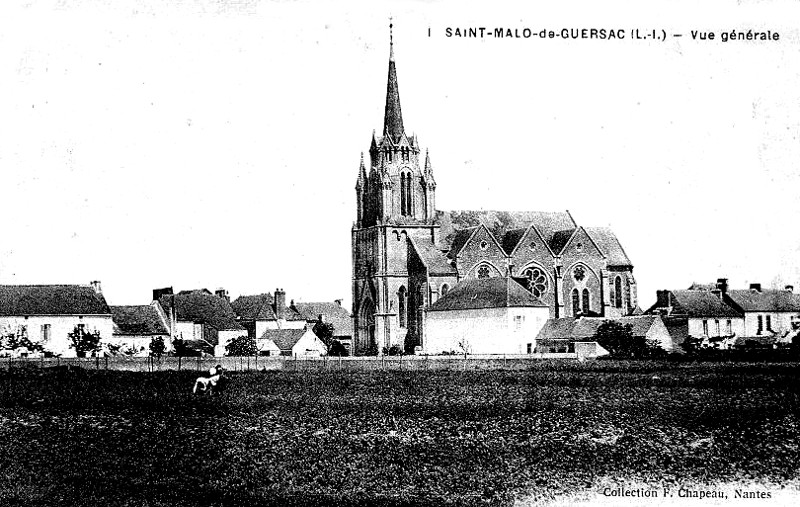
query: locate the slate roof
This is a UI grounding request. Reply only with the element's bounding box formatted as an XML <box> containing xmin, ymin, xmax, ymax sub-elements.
<box><xmin>501</xmin><ymin>228</ymin><xmax>528</xmax><ymax>255</ymax></box>
<box><xmin>536</xmin><ymin>316</ymin><xmax>662</xmax><ymax>341</ymax></box>
<box><xmin>446</xmin><ymin>227</ymin><xmax>478</xmax><ymax>259</ymax></box>
<box><xmin>657</xmin><ymin>290</ymin><xmax>741</xmax><ymax>318</ymax></box>
<box><xmin>259</xmin><ymin>328</ymin><xmax>309</xmax><ymax>351</ymax></box>
<box><xmin>428</xmin><ymin>277</ymin><xmax>547</xmax><ymax>312</ymax></box>
<box><xmin>230</xmin><ymin>293</ymin><xmax>305</xmax><ymax>321</ymax></box>
<box><xmin>436</xmin><ymin>210</ymin><xmax>576</xmax><ymax>254</ymax></box>
<box><xmin>408</xmin><ymin>237</ymin><xmax>457</xmax><ymax>275</ymax></box>
<box><xmin>585</xmin><ymin>227</ymin><xmax>632</xmax><ymax>266</ymax></box>
<box><xmin>292</xmin><ymin>302</ymin><xmax>354</xmax><ymax>337</ymax></box>
<box><xmin>549</xmin><ymin>230</ymin><xmax>575</xmax><ymax>255</ymax></box>
<box><xmin>0</xmin><ymin>285</ymin><xmax>111</xmax><ymax>316</ymax></box>
<box><xmin>725</xmin><ymin>289</ymin><xmax>800</xmax><ymax>313</ymax></box>
<box><xmin>159</xmin><ymin>290</ymin><xmax>244</xmax><ymax>331</ymax></box>
<box><xmin>111</xmin><ymin>305</ymin><xmax>169</xmax><ymax>336</ymax></box>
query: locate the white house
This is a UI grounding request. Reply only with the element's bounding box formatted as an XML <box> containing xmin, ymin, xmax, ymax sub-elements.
<box><xmin>724</xmin><ymin>284</ymin><xmax>800</xmax><ymax>344</ymax></box>
<box><xmin>0</xmin><ymin>282</ymin><xmax>113</xmax><ymax>357</ymax></box>
<box><xmin>423</xmin><ymin>277</ymin><xmax>550</xmax><ymax>355</ymax></box>
<box><xmin>260</xmin><ymin>326</ymin><xmax>327</xmax><ymax>357</ymax></box>
<box><xmin>536</xmin><ymin>315</ymin><xmax>675</xmax><ymax>352</ymax></box>
<box><xmin>109</xmin><ymin>303</ymin><xmax>171</xmax><ymax>356</ymax></box>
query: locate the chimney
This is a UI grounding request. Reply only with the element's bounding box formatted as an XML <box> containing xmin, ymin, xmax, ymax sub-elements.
<box><xmin>153</xmin><ymin>287</ymin><xmax>173</xmax><ymax>302</ymax></box>
<box><xmin>274</xmin><ymin>288</ymin><xmax>286</xmax><ymax>320</ymax></box>
<box><xmin>318</xmin><ymin>313</ymin><xmax>326</xmax><ymax>323</ymax></box>
<box><xmin>215</xmin><ymin>288</ymin><xmax>229</xmax><ymax>302</ymax></box>
<box><xmin>334</xmin><ymin>299</ymin><xmax>343</xmax><ymax>306</ymax></box>
<box><xmin>715</xmin><ymin>278</ymin><xmax>728</xmax><ymax>295</ymax></box>
<box><xmin>90</xmin><ymin>280</ymin><xmax>102</xmax><ymax>294</ymax></box>
<box><xmin>750</xmin><ymin>283</ymin><xmax>762</xmax><ymax>292</ymax></box>
<box><xmin>786</xmin><ymin>285</ymin><xmax>794</xmax><ymax>293</ymax></box>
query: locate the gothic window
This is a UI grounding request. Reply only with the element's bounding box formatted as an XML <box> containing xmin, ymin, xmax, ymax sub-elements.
<box><xmin>398</xmin><ymin>286</ymin><xmax>407</xmax><ymax>328</ymax></box>
<box><xmin>573</xmin><ymin>265</ymin><xmax>585</xmax><ymax>282</ymax></box>
<box><xmin>400</xmin><ymin>173</ymin><xmax>407</xmax><ymax>216</ymax></box>
<box><xmin>477</xmin><ymin>265</ymin><xmax>491</xmax><ymax>279</ymax></box>
<box><xmin>582</xmin><ymin>288</ymin><xmax>590</xmax><ymax>314</ymax></box>
<box><xmin>405</xmin><ymin>174</ymin><xmax>412</xmax><ymax>215</ymax></box>
<box><xmin>440</xmin><ymin>283</ymin><xmax>450</xmax><ymax>296</ymax></box>
<box><xmin>522</xmin><ymin>267</ymin><xmax>548</xmax><ymax>298</ymax></box>
<box><xmin>571</xmin><ymin>289</ymin><xmax>580</xmax><ymax>316</ymax></box>
<box><xmin>614</xmin><ymin>277</ymin><xmax>623</xmax><ymax>308</ymax></box>
<box><xmin>625</xmin><ymin>280</ymin><xmax>632</xmax><ymax>310</ymax></box>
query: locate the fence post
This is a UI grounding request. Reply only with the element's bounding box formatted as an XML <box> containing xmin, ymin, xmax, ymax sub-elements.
<box><xmin>96</xmin><ymin>355</ymin><xmax>100</xmax><ymax>370</ymax></box>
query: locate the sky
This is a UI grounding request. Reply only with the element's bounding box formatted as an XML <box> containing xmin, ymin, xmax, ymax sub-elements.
<box><xmin>1</xmin><ymin>0</ymin><xmax>799</xmax><ymax>310</ymax></box>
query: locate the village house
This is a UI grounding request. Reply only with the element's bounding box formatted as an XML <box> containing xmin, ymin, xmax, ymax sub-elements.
<box><xmin>723</xmin><ymin>283</ymin><xmax>800</xmax><ymax>346</ymax></box>
<box><xmin>535</xmin><ymin>315</ymin><xmax>674</xmax><ymax>353</ymax></box>
<box><xmin>155</xmin><ymin>287</ymin><xmax>246</xmax><ymax>356</ymax></box>
<box><xmin>230</xmin><ymin>289</ymin><xmax>306</xmax><ymax>340</ymax></box>
<box><xmin>258</xmin><ymin>327</ymin><xmax>328</xmax><ymax>357</ymax></box>
<box><xmin>109</xmin><ymin>303</ymin><xmax>171</xmax><ymax>356</ymax></box>
<box><xmin>423</xmin><ymin>277</ymin><xmax>550</xmax><ymax>355</ymax></box>
<box><xmin>292</xmin><ymin>300</ymin><xmax>354</xmax><ymax>353</ymax></box>
<box><xmin>0</xmin><ymin>282</ymin><xmax>113</xmax><ymax>357</ymax></box>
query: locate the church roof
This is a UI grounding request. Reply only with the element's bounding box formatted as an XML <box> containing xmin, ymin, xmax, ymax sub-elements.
<box><xmin>436</xmin><ymin>210</ymin><xmax>577</xmax><ymax>255</ymax></box>
<box><xmin>501</xmin><ymin>228</ymin><xmax>528</xmax><ymax>255</ymax></box>
<box><xmin>428</xmin><ymin>277</ymin><xmax>547</xmax><ymax>312</ymax></box>
<box><xmin>408</xmin><ymin>237</ymin><xmax>457</xmax><ymax>275</ymax></box>
<box><xmin>585</xmin><ymin>227</ymin><xmax>632</xmax><ymax>266</ymax></box>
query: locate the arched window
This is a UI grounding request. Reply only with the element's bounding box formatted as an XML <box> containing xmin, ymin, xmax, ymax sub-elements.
<box><xmin>400</xmin><ymin>173</ymin><xmax>406</xmax><ymax>216</ymax></box>
<box><xmin>405</xmin><ymin>173</ymin><xmax>412</xmax><ymax>215</ymax></box>
<box><xmin>521</xmin><ymin>266</ymin><xmax>548</xmax><ymax>298</ymax></box>
<box><xmin>477</xmin><ymin>265</ymin><xmax>491</xmax><ymax>279</ymax></box>
<box><xmin>614</xmin><ymin>277</ymin><xmax>623</xmax><ymax>308</ymax></box>
<box><xmin>572</xmin><ymin>289</ymin><xmax>580</xmax><ymax>316</ymax></box>
<box><xmin>625</xmin><ymin>281</ymin><xmax>632</xmax><ymax>310</ymax></box>
<box><xmin>398</xmin><ymin>286</ymin><xmax>407</xmax><ymax>328</ymax></box>
<box><xmin>582</xmin><ymin>288</ymin><xmax>590</xmax><ymax>314</ymax></box>
<box><xmin>440</xmin><ymin>283</ymin><xmax>450</xmax><ymax>296</ymax></box>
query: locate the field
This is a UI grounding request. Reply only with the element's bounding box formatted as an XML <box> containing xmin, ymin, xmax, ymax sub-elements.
<box><xmin>1</xmin><ymin>361</ymin><xmax>799</xmax><ymax>506</ymax></box>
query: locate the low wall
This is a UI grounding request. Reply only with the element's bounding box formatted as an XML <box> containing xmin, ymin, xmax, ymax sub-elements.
<box><xmin>2</xmin><ymin>353</ymin><xmax>581</xmax><ymax>373</ymax></box>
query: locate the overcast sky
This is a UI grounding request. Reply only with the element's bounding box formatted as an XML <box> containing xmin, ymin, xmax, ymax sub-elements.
<box><xmin>1</xmin><ymin>0</ymin><xmax>799</xmax><ymax>310</ymax></box>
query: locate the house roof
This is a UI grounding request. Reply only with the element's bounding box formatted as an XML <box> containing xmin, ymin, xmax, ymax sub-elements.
<box><xmin>661</xmin><ymin>290</ymin><xmax>741</xmax><ymax>318</ymax></box>
<box><xmin>725</xmin><ymin>289</ymin><xmax>800</xmax><ymax>313</ymax></box>
<box><xmin>259</xmin><ymin>328</ymin><xmax>309</xmax><ymax>351</ymax></box>
<box><xmin>428</xmin><ymin>277</ymin><xmax>547</xmax><ymax>312</ymax></box>
<box><xmin>230</xmin><ymin>293</ymin><xmax>305</xmax><ymax>321</ymax></box>
<box><xmin>159</xmin><ymin>290</ymin><xmax>244</xmax><ymax>331</ymax></box>
<box><xmin>0</xmin><ymin>285</ymin><xmax>111</xmax><ymax>316</ymax></box>
<box><xmin>408</xmin><ymin>236</ymin><xmax>457</xmax><ymax>275</ymax></box>
<box><xmin>292</xmin><ymin>302</ymin><xmax>354</xmax><ymax>337</ymax></box>
<box><xmin>111</xmin><ymin>305</ymin><xmax>168</xmax><ymax>336</ymax></box>
<box><xmin>585</xmin><ymin>227</ymin><xmax>632</xmax><ymax>266</ymax></box>
<box><xmin>536</xmin><ymin>316</ymin><xmax>661</xmax><ymax>341</ymax></box>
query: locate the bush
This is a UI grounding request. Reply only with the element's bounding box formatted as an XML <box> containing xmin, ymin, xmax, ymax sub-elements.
<box><xmin>387</xmin><ymin>345</ymin><xmax>402</xmax><ymax>356</ymax></box>
<box><xmin>68</xmin><ymin>326</ymin><xmax>102</xmax><ymax>358</ymax></box>
<box><xmin>328</xmin><ymin>340</ymin><xmax>348</xmax><ymax>357</ymax></box>
<box><xmin>594</xmin><ymin>320</ymin><xmax>663</xmax><ymax>359</ymax></box>
<box><xmin>225</xmin><ymin>335</ymin><xmax>257</xmax><ymax>356</ymax></box>
<box><xmin>149</xmin><ymin>336</ymin><xmax>166</xmax><ymax>358</ymax></box>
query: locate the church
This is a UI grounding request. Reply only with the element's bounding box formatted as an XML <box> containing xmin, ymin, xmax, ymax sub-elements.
<box><xmin>352</xmin><ymin>27</ymin><xmax>639</xmax><ymax>355</ymax></box>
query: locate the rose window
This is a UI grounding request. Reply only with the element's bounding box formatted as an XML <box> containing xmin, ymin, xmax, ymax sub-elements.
<box><xmin>477</xmin><ymin>265</ymin><xmax>491</xmax><ymax>279</ymax></box>
<box><xmin>573</xmin><ymin>266</ymin><xmax>586</xmax><ymax>282</ymax></box>
<box><xmin>522</xmin><ymin>267</ymin><xmax>548</xmax><ymax>298</ymax></box>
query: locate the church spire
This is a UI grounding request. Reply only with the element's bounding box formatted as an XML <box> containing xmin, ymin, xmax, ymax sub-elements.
<box><xmin>356</xmin><ymin>152</ymin><xmax>367</xmax><ymax>188</ymax></box>
<box><xmin>383</xmin><ymin>18</ymin><xmax>405</xmax><ymax>143</ymax></box>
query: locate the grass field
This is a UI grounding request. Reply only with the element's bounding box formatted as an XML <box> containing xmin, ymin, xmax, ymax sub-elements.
<box><xmin>0</xmin><ymin>361</ymin><xmax>798</xmax><ymax>506</ymax></box>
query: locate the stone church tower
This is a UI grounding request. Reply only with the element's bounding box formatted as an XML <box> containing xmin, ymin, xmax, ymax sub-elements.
<box><xmin>352</xmin><ymin>26</ymin><xmax>439</xmax><ymax>355</ymax></box>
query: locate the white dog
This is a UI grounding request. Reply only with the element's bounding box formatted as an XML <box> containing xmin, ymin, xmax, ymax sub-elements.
<box><xmin>193</xmin><ymin>364</ymin><xmax>224</xmax><ymax>394</ymax></box>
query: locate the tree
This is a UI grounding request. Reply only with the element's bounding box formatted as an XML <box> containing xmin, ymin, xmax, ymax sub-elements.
<box><xmin>312</xmin><ymin>322</ymin><xmax>335</xmax><ymax>348</ymax></box>
<box><xmin>328</xmin><ymin>340</ymin><xmax>348</xmax><ymax>357</ymax></box>
<box><xmin>68</xmin><ymin>326</ymin><xmax>102</xmax><ymax>357</ymax></box>
<box><xmin>592</xmin><ymin>320</ymin><xmax>656</xmax><ymax>358</ymax></box>
<box><xmin>149</xmin><ymin>336</ymin><xmax>166</xmax><ymax>358</ymax></box>
<box><xmin>225</xmin><ymin>335</ymin><xmax>257</xmax><ymax>356</ymax></box>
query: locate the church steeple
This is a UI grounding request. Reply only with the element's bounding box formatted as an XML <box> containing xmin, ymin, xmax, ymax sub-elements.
<box><xmin>383</xmin><ymin>20</ymin><xmax>405</xmax><ymax>143</ymax></box>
